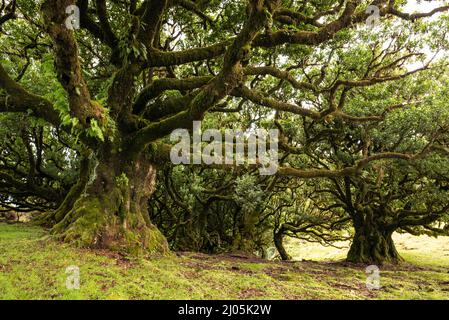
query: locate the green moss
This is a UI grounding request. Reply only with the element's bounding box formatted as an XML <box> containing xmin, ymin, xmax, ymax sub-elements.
<box><xmin>115</xmin><ymin>173</ymin><xmax>129</xmax><ymax>188</ymax></box>
<box><xmin>51</xmin><ymin>197</ymin><xmax>105</xmax><ymax>247</ymax></box>
<box><xmin>2</xmin><ymin>223</ymin><xmax>448</xmax><ymax>300</ymax></box>
<box><xmin>49</xmin><ymin>192</ymin><xmax>169</xmax><ymax>256</ymax></box>
<box><xmin>145</xmin><ymin>224</ymin><xmax>170</xmax><ymax>255</ymax></box>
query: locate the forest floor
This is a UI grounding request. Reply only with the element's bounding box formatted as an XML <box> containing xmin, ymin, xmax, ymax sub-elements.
<box><xmin>1</xmin><ymin>222</ymin><xmax>449</xmax><ymax>300</ymax></box>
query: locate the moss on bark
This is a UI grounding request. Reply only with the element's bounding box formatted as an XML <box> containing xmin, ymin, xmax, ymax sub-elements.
<box><xmin>48</xmin><ymin>148</ymin><xmax>169</xmax><ymax>255</ymax></box>
<box><xmin>347</xmin><ymin>226</ymin><xmax>402</xmax><ymax>265</ymax></box>
<box><xmin>51</xmin><ymin>193</ymin><xmax>168</xmax><ymax>255</ymax></box>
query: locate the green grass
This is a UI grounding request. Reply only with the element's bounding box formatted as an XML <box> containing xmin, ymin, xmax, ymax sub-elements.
<box><xmin>285</xmin><ymin>233</ymin><xmax>449</xmax><ymax>265</ymax></box>
<box><xmin>1</xmin><ymin>223</ymin><xmax>449</xmax><ymax>300</ymax></box>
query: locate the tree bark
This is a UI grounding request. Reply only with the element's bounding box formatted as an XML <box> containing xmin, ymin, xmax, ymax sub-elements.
<box><xmin>274</xmin><ymin>229</ymin><xmax>292</xmax><ymax>261</ymax></box>
<box><xmin>49</xmin><ymin>145</ymin><xmax>169</xmax><ymax>255</ymax></box>
<box><xmin>347</xmin><ymin>223</ymin><xmax>402</xmax><ymax>265</ymax></box>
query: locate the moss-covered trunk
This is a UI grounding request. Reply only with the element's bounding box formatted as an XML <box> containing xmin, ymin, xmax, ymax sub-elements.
<box><xmin>346</xmin><ymin>223</ymin><xmax>401</xmax><ymax>265</ymax></box>
<box><xmin>50</xmin><ymin>145</ymin><xmax>168</xmax><ymax>255</ymax></box>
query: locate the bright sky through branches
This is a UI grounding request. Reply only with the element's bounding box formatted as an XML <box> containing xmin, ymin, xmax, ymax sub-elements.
<box><xmin>404</xmin><ymin>0</ymin><xmax>449</xmax><ymax>14</ymax></box>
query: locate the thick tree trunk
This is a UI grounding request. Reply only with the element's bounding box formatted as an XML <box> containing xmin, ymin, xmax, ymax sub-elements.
<box><xmin>347</xmin><ymin>224</ymin><xmax>402</xmax><ymax>265</ymax></box>
<box><xmin>49</xmin><ymin>146</ymin><xmax>169</xmax><ymax>255</ymax></box>
<box><xmin>232</xmin><ymin>208</ymin><xmax>259</xmax><ymax>252</ymax></box>
<box><xmin>274</xmin><ymin>229</ymin><xmax>291</xmax><ymax>261</ymax></box>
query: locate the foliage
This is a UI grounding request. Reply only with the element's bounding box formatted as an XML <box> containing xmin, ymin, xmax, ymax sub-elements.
<box><xmin>1</xmin><ymin>0</ymin><xmax>449</xmax><ymax>262</ymax></box>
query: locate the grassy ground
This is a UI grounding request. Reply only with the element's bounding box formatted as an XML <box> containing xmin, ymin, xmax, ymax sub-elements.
<box><xmin>1</xmin><ymin>223</ymin><xmax>449</xmax><ymax>300</ymax></box>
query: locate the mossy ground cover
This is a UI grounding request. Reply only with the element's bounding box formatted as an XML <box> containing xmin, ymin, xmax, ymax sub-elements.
<box><xmin>1</xmin><ymin>223</ymin><xmax>448</xmax><ymax>300</ymax></box>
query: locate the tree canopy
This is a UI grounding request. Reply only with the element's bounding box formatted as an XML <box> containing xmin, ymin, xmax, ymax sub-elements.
<box><xmin>1</xmin><ymin>0</ymin><xmax>449</xmax><ymax>264</ymax></box>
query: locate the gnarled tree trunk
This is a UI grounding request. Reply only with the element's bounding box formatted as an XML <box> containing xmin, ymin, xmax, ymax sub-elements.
<box><xmin>49</xmin><ymin>145</ymin><xmax>168</xmax><ymax>255</ymax></box>
<box><xmin>274</xmin><ymin>229</ymin><xmax>292</xmax><ymax>261</ymax></box>
<box><xmin>347</xmin><ymin>223</ymin><xmax>401</xmax><ymax>264</ymax></box>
